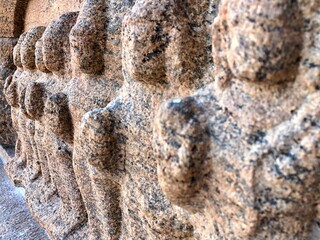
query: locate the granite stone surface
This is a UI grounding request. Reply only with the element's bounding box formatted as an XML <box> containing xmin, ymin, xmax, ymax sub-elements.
<box><xmin>0</xmin><ymin>38</ymin><xmax>16</xmax><ymax>146</ymax></box>
<box><xmin>0</xmin><ymin>0</ymin><xmax>319</xmax><ymax>239</ymax></box>
<box><xmin>0</xmin><ymin>157</ymin><xmax>49</xmax><ymax>240</ymax></box>
<box><xmin>155</xmin><ymin>0</ymin><xmax>320</xmax><ymax>239</ymax></box>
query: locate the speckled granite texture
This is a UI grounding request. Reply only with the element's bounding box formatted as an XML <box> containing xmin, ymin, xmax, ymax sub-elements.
<box><xmin>0</xmin><ymin>0</ymin><xmax>319</xmax><ymax>239</ymax></box>
<box><xmin>0</xmin><ymin>157</ymin><xmax>49</xmax><ymax>240</ymax></box>
<box><xmin>0</xmin><ymin>39</ymin><xmax>16</xmax><ymax>146</ymax></box>
<box><xmin>155</xmin><ymin>0</ymin><xmax>320</xmax><ymax>239</ymax></box>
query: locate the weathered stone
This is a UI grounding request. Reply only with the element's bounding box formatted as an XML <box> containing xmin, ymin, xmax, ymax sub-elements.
<box><xmin>0</xmin><ymin>157</ymin><xmax>49</xmax><ymax>240</ymax></box>
<box><xmin>76</xmin><ymin>1</ymin><xmax>217</xmax><ymax>239</ymax></box>
<box><xmin>0</xmin><ymin>0</ymin><xmax>28</xmax><ymax>37</ymax></box>
<box><xmin>24</xmin><ymin>0</ymin><xmax>84</xmax><ymax>32</ymax></box>
<box><xmin>0</xmin><ymin>38</ymin><xmax>16</xmax><ymax>146</ymax></box>
<box><xmin>155</xmin><ymin>0</ymin><xmax>320</xmax><ymax>239</ymax></box>
<box><xmin>0</xmin><ymin>0</ymin><xmax>319</xmax><ymax>239</ymax></box>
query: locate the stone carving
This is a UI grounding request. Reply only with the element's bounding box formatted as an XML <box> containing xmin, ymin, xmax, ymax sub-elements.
<box><xmin>20</xmin><ymin>26</ymin><xmax>46</xmax><ymax>183</ymax></box>
<box><xmin>0</xmin><ymin>0</ymin><xmax>28</xmax><ymax>37</ymax></box>
<box><xmin>41</xmin><ymin>12</ymin><xmax>85</xmax><ymax>231</ymax></box>
<box><xmin>0</xmin><ymin>0</ymin><xmax>319</xmax><ymax>239</ymax></box>
<box><xmin>40</xmin><ymin>12</ymin><xmax>88</xmax><ymax>238</ymax></box>
<box><xmin>4</xmin><ymin>32</ymin><xmax>29</xmax><ymax>186</ymax></box>
<box><xmin>155</xmin><ymin>0</ymin><xmax>320</xmax><ymax>239</ymax></box>
<box><xmin>4</xmin><ymin>13</ymin><xmax>89</xmax><ymax>239</ymax></box>
<box><xmin>25</xmin><ymin>37</ymin><xmax>52</xmax><ymax>191</ymax></box>
<box><xmin>69</xmin><ymin>0</ymin><xmax>127</xmax><ymax>238</ymax></box>
<box><xmin>0</xmin><ymin>38</ymin><xmax>16</xmax><ymax>146</ymax></box>
<box><xmin>77</xmin><ymin>0</ymin><xmax>216</xmax><ymax>239</ymax></box>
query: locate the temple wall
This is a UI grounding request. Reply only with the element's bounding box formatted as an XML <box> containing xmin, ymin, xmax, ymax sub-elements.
<box><xmin>0</xmin><ymin>0</ymin><xmax>319</xmax><ymax>239</ymax></box>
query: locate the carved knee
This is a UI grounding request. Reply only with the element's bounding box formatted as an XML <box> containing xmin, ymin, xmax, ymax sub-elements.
<box><xmin>25</xmin><ymin>82</ymin><xmax>46</xmax><ymax>121</ymax></box>
<box><xmin>44</xmin><ymin>92</ymin><xmax>73</xmax><ymax>143</ymax></box>
<box><xmin>154</xmin><ymin>97</ymin><xmax>211</xmax><ymax>212</ymax></box>
<box><xmin>80</xmin><ymin>108</ymin><xmax>115</xmax><ymax>172</ymax></box>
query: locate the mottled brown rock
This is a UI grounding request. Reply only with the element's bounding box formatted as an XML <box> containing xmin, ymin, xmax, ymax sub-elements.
<box><xmin>1</xmin><ymin>0</ymin><xmax>319</xmax><ymax>239</ymax></box>
<box><xmin>4</xmin><ymin>12</ymin><xmax>88</xmax><ymax>239</ymax></box>
<box><xmin>77</xmin><ymin>0</ymin><xmax>216</xmax><ymax>239</ymax></box>
<box><xmin>40</xmin><ymin>12</ymin><xmax>88</xmax><ymax>239</ymax></box>
<box><xmin>0</xmin><ymin>38</ymin><xmax>16</xmax><ymax>146</ymax></box>
<box><xmin>155</xmin><ymin>0</ymin><xmax>320</xmax><ymax>239</ymax></box>
<box><xmin>4</xmin><ymin>32</ymin><xmax>29</xmax><ymax>186</ymax></box>
<box><xmin>0</xmin><ymin>0</ymin><xmax>28</xmax><ymax>37</ymax></box>
<box><xmin>69</xmin><ymin>1</ymin><xmax>132</xmax><ymax>238</ymax></box>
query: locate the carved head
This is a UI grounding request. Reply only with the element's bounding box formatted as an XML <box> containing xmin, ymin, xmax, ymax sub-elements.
<box><xmin>24</xmin><ymin>37</ymin><xmax>50</xmax><ymax>120</ymax></box>
<box><xmin>20</xmin><ymin>26</ymin><xmax>46</xmax><ymax>71</ymax></box>
<box><xmin>35</xmin><ymin>38</ymin><xmax>50</xmax><ymax>73</ymax></box>
<box><xmin>214</xmin><ymin>0</ymin><xmax>303</xmax><ymax>83</ymax></box>
<box><xmin>122</xmin><ymin>0</ymin><xmax>196</xmax><ymax>92</ymax></box>
<box><xmin>122</xmin><ymin>0</ymin><xmax>191</xmax><ymax>85</ymax></box>
<box><xmin>211</xmin><ymin>0</ymin><xmax>318</xmax><ymax>132</ymax></box>
<box><xmin>13</xmin><ymin>32</ymin><xmax>28</xmax><ymax>69</ymax></box>
<box><xmin>122</xmin><ymin>0</ymin><xmax>168</xmax><ymax>84</ymax></box>
<box><xmin>220</xmin><ymin>0</ymin><xmax>303</xmax><ymax>84</ymax></box>
<box><xmin>70</xmin><ymin>0</ymin><xmax>106</xmax><ymax>75</ymax></box>
<box><xmin>42</xmin><ymin>12</ymin><xmax>79</xmax><ymax>76</ymax></box>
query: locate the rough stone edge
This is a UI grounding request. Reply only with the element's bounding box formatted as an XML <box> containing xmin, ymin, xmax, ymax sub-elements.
<box><xmin>0</xmin><ymin>143</ymin><xmax>25</xmax><ymax>195</ymax></box>
<box><xmin>0</xmin><ymin>144</ymin><xmax>14</xmax><ymax>164</ymax></box>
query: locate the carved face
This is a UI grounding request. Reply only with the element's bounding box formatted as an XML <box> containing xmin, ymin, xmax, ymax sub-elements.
<box><xmin>69</xmin><ymin>0</ymin><xmax>106</xmax><ymax>75</ymax></box>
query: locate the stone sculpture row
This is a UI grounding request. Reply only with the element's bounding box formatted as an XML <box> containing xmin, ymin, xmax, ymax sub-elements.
<box><xmin>3</xmin><ymin>0</ymin><xmax>320</xmax><ymax>239</ymax></box>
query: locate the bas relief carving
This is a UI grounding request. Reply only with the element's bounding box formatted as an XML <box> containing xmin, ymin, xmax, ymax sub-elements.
<box><xmin>0</xmin><ymin>0</ymin><xmax>319</xmax><ymax>239</ymax></box>
<box><xmin>155</xmin><ymin>0</ymin><xmax>320</xmax><ymax>239</ymax></box>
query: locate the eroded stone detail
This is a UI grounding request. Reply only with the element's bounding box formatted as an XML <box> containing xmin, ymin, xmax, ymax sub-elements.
<box><xmin>69</xmin><ymin>0</ymin><xmax>131</xmax><ymax>238</ymax></box>
<box><xmin>0</xmin><ymin>0</ymin><xmax>319</xmax><ymax>239</ymax></box>
<box><xmin>77</xmin><ymin>1</ymin><xmax>217</xmax><ymax>239</ymax></box>
<box><xmin>155</xmin><ymin>0</ymin><xmax>320</xmax><ymax>239</ymax></box>
<box><xmin>4</xmin><ymin>13</ymin><xmax>90</xmax><ymax>239</ymax></box>
<box><xmin>0</xmin><ymin>38</ymin><xmax>16</xmax><ymax>146</ymax></box>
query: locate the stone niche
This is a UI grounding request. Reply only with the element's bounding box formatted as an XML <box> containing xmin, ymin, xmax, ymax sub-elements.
<box><xmin>0</xmin><ymin>0</ymin><xmax>319</xmax><ymax>240</ymax></box>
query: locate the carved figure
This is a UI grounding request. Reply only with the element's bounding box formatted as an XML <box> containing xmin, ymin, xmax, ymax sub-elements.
<box><xmin>79</xmin><ymin>0</ymin><xmax>215</xmax><ymax>239</ymax></box>
<box><xmin>154</xmin><ymin>0</ymin><xmax>320</xmax><ymax>239</ymax></box>
<box><xmin>24</xmin><ymin>37</ymin><xmax>56</xmax><ymax>198</ymax></box>
<box><xmin>4</xmin><ymin>32</ymin><xmax>29</xmax><ymax>186</ymax></box>
<box><xmin>41</xmin><ymin>12</ymin><xmax>87</xmax><ymax>237</ymax></box>
<box><xmin>19</xmin><ymin>26</ymin><xmax>46</xmax><ymax>181</ymax></box>
<box><xmin>69</xmin><ymin>0</ymin><xmax>132</xmax><ymax>238</ymax></box>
